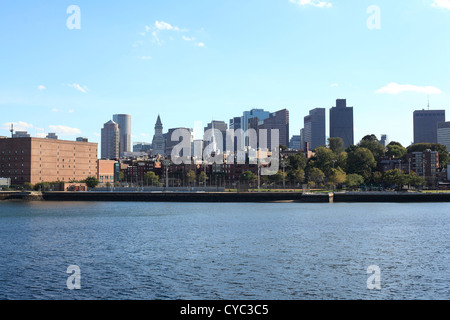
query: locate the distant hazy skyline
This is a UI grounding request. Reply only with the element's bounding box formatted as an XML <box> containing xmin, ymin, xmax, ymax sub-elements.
<box><xmin>1</xmin><ymin>0</ymin><xmax>450</xmax><ymax>147</ymax></box>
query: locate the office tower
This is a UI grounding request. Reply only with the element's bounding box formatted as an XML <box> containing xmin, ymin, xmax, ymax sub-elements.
<box><xmin>300</xmin><ymin>128</ymin><xmax>305</xmax><ymax>150</ymax></box>
<box><xmin>165</xmin><ymin>128</ymin><xmax>193</xmax><ymax>157</ymax></box>
<box><xmin>229</xmin><ymin>117</ymin><xmax>242</xmax><ymax>130</ymax></box>
<box><xmin>204</xmin><ymin>121</ymin><xmax>228</xmax><ymax>153</ymax></box>
<box><xmin>241</xmin><ymin>109</ymin><xmax>271</xmax><ymax>147</ymax></box>
<box><xmin>112</xmin><ymin>114</ymin><xmax>131</xmax><ymax>155</ymax></box>
<box><xmin>46</xmin><ymin>133</ymin><xmax>58</xmax><ymax>140</ymax></box>
<box><xmin>76</xmin><ymin>137</ymin><xmax>89</xmax><ymax>142</ymax></box>
<box><xmin>101</xmin><ymin>120</ymin><xmax>119</xmax><ymax>160</ymax></box>
<box><xmin>304</xmin><ymin>108</ymin><xmax>326</xmax><ymax>150</ymax></box>
<box><xmin>330</xmin><ymin>99</ymin><xmax>354</xmax><ymax>148</ymax></box>
<box><xmin>437</xmin><ymin>122</ymin><xmax>450</xmax><ymax>151</ymax></box>
<box><xmin>413</xmin><ymin>110</ymin><xmax>446</xmax><ymax>144</ymax></box>
<box><xmin>380</xmin><ymin>134</ymin><xmax>388</xmax><ymax>147</ymax></box>
<box><xmin>152</xmin><ymin>115</ymin><xmax>165</xmax><ymax>156</ymax></box>
<box><xmin>258</xmin><ymin>109</ymin><xmax>290</xmax><ymax>150</ymax></box>
<box><xmin>289</xmin><ymin>135</ymin><xmax>302</xmax><ymax>150</ymax></box>
<box><xmin>229</xmin><ymin>117</ymin><xmax>242</xmax><ymax>152</ymax></box>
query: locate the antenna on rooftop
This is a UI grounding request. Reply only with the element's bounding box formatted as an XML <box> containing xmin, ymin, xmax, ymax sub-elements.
<box><xmin>427</xmin><ymin>95</ymin><xmax>430</xmax><ymax>110</ymax></box>
<box><xmin>10</xmin><ymin>123</ymin><xmax>13</xmax><ymax>138</ymax></box>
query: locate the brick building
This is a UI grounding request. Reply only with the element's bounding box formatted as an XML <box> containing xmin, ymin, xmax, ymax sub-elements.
<box><xmin>0</xmin><ymin>137</ymin><xmax>98</xmax><ymax>185</ymax></box>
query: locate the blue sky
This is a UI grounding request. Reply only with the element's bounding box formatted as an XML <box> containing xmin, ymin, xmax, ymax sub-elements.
<box><xmin>1</xmin><ymin>0</ymin><xmax>450</xmax><ymax>148</ymax></box>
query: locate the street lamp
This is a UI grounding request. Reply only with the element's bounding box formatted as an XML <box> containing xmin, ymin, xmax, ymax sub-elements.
<box><xmin>281</xmin><ymin>157</ymin><xmax>288</xmax><ymax>190</ymax></box>
<box><xmin>163</xmin><ymin>159</ymin><xmax>171</xmax><ymax>189</ymax></box>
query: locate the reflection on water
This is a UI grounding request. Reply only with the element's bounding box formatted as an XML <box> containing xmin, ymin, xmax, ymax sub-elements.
<box><xmin>0</xmin><ymin>201</ymin><xmax>449</xmax><ymax>300</ymax></box>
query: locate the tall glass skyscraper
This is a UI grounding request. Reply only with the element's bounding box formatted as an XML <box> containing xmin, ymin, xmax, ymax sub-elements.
<box><xmin>113</xmin><ymin>114</ymin><xmax>131</xmax><ymax>156</ymax></box>
<box><xmin>304</xmin><ymin>108</ymin><xmax>326</xmax><ymax>150</ymax></box>
<box><xmin>101</xmin><ymin>120</ymin><xmax>119</xmax><ymax>160</ymax></box>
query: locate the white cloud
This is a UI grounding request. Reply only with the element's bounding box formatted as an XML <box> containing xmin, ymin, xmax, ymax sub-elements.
<box><xmin>432</xmin><ymin>0</ymin><xmax>450</xmax><ymax>10</ymax></box>
<box><xmin>2</xmin><ymin>121</ymin><xmax>33</xmax><ymax>132</ymax></box>
<box><xmin>289</xmin><ymin>0</ymin><xmax>332</xmax><ymax>8</ymax></box>
<box><xmin>38</xmin><ymin>85</ymin><xmax>46</xmax><ymax>91</ymax></box>
<box><xmin>196</xmin><ymin>42</ymin><xmax>205</xmax><ymax>47</ymax></box>
<box><xmin>155</xmin><ymin>21</ymin><xmax>180</xmax><ymax>31</ymax></box>
<box><xmin>48</xmin><ymin>125</ymin><xmax>82</xmax><ymax>136</ymax></box>
<box><xmin>141</xmin><ymin>56</ymin><xmax>152</xmax><ymax>60</ymax></box>
<box><xmin>376</xmin><ymin>83</ymin><xmax>442</xmax><ymax>94</ymax></box>
<box><xmin>182</xmin><ymin>36</ymin><xmax>195</xmax><ymax>41</ymax></box>
<box><xmin>331</xmin><ymin>83</ymin><xmax>339</xmax><ymax>87</ymax></box>
<box><xmin>68</xmin><ymin>109</ymin><xmax>74</xmax><ymax>113</ymax></box>
<box><xmin>67</xmin><ymin>83</ymin><xmax>88</xmax><ymax>94</ymax></box>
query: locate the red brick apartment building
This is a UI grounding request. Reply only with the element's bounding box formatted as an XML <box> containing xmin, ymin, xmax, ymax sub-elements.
<box><xmin>0</xmin><ymin>137</ymin><xmax>98</xmax><ymax>185</ymax></box>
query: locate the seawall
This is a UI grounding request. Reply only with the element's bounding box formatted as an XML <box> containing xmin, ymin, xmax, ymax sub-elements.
<box><xmin>0</xmin><ymin>192</ymin><xmax>44</xmax><ymax>201</ymax></box>
<box><xmin>41</xmin><ymin>191</ymin><xmax>303</xmax><ymax>203</ymax></box>
<box><xmin>2</xmin><ymin>191</ymin><xmax>450</xmax><ymax>203</ymax></box>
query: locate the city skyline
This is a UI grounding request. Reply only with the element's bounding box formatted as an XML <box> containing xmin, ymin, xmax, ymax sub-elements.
<box><xmin>1</xmin><ymin>1</ymin><xmax>450</xmax><ymax>148</ymax></box>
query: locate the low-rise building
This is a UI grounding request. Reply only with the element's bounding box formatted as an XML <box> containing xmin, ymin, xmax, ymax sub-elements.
<box><xmin>0</xmin><ymin>137</ymin><xmax>98</xmax><ymax>185</ymax></box>
<box><xmin>98</xmin><ymin>159</ymin><xmax>119</xmax><ymax>186</ymax></box>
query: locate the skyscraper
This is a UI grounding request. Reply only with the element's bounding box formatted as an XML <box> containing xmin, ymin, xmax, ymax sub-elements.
<box><xmin>101</xmin><ymin>120</ymin><xmax>119</xmax><ymax>160</ymax></box>
<box><xmin>330</xmin><ymin>99</ymin><xmax>354</xmax><ymax>148</ymax></box>
<box><xmin>258</xmin><ymin>109</ymin><xmax>290</xmax><ymax>150</ymax></box>
<box><xmin>152</xmin><ymin>115</ymin><xmax>165</xmax><ymax>156</ymax></box>
<box><xmin>113</xmin><ymin>114</ymin><xmax>131</xmax><ymax>156</ymax></box>
<box><xmin>165</xmin><ymin>127</ymin><xmax>193</xmax><ymax>157</ymax></box>
<box><xmin>289</xmin><ymin>135</ymin><xmax>301</xmax><ymax>150</ymax></box>
<box><xmin>413</xmin><ymin>109</ymin><xmax>446</xmax><ymax>144</ymax></box>
<box><xmin>437</xmin><ymin>122</ymin><xmax>450</xmax><ymax>151</ymax></box>
<box><xmin>304</xmin><ymin>108</ymin><xmax>326</xmax><ymax>150</ymax></box>
<box><xmin>204</xmin><ymin>120</ymin><xmax>228</xmax><ymax>153</ymax></box>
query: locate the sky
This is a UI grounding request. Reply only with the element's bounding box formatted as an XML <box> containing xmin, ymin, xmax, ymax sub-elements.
<box><xmin>1</xmin><ymin>0</ymin><xmax>450</xmax><ymax>148</ymax></box>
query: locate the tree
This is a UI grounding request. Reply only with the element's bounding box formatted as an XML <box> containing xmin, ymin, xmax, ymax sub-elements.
<box><xmin>386</xmin><ymin>142</ymin><xmax>407</xmax><ymax>159</ymax></box>
<box><xmin>240</xmin><ymin>171</ymin><xmax>257</xmax><ymax>184</ymax></box>
<box><xmin>346</xmin><ymin>174</ymin><xmax>364</xmax><ymax>190</ymax></box>
<box><xmin>347</xmin><ymin>148</ymin><xmax>377</xmax><ymax>182</ymax></box>
<box><xmin>118</xmin><ymin>171</ymin><xmax>125</xmax><ymax>182</ymax></box>
<box><xmin>34</xmin><ymin>182</ymin><xmax>51</xmax><ymax>191</ymax></box>
<box><xmin>328</xmin><ymin>167</ymin><xmax>346</xmax><ymax>188</ymax></box>
<box><xmin>23</xmin><ymin>182</ymin><xmax>34</xmax><ymax>191</ymax></box>
<box><xmin>288</xmin><ymin>153</ymin><xmax>307</xmax><ymax>171</ymax></box>
<box><xmin>198</xmin><ymin>172</ymin><xmax>208</xmax><ymax>185</ymax></box>
<box><xmin>288</xmin><ymin>168</ymin><xmax>305</xmax><ymax>185</ymax></box>
<box><xmin>336</xmin><ymin>152</ymin><xmax>348</xmax><ymax>172</ymax></box>
<box><xmin>186</xmin><ymin>170</ymin><xmax>196</xmax><ymax>186</ymax></box>
<box><xmin>84</xmin><ymin>176</ymin><xmax>100</xmax><ymax>189</ymax></box>
<box><xmin>308</xmin><ymin>168</ymin><xmax>325</xmax><ymax>188</ymax></box>
<box><xmin>361</xmin><ymin>134</ymin><xmax>379</xmax><ymax>142</ymax></box>
<box><xmin>383</xmin><ymin>169</ymin><xmax>406</xmax><ymax>190</ymax></box>
<box><xmin>372</xmin><ymin>171</ymin><xmax>383</xmax><ymax>185</ymax></box>
<box><xmin>404</xmin><ymin>172</ymin><xmax>425</xmax><ymax>188</ymax></box>
<box><xmin>144</xmin><ymin>171</ymin><xmax>159</xmax><ymax>186</ymax></box>
<box><xmin>313</xmin><ymin>146</ymin><xmax>335</xmax><ymax>176</ymax></box>
<box><xmin>358</xmin><ymin>139</ymin><xmax>386</xmax><ymax>162</ymax></box>
<box><xmin>328</xmin><ymin>137</ymin><xmax>345</xmax><ymax>154</ymax></box>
